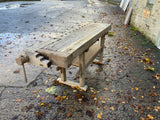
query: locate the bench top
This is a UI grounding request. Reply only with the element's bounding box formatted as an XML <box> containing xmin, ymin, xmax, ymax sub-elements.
<box><xmin>24</xmin><ymin>23</ymin><xmax>111</xmax><ymax>68</ymax></box>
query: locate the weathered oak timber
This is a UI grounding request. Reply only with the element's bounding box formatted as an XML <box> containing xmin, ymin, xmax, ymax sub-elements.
<box><xmin>37</xmin><ymin>23</ymin><xmax>111</xmax><ymax>68</ymax></box>
<box><xmin>99</xmin><ymin>35</ymin><xmax>105</xmax><ymax>63</ymax></box>
<box><xmin>72</xmin><ymin>44</ymin><xmax>102</xmax><ymax>68</ymax></box>
<box><xmin>60</xmin><ymin>68</ymin><xmax>66</xmax><ymax>82</ymax></box>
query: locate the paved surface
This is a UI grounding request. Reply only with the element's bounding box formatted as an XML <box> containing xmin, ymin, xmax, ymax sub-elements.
<box><xmin>0</xmin><ymin>0</ymin><xmax>160</xmax><ymax>120</ymax></box>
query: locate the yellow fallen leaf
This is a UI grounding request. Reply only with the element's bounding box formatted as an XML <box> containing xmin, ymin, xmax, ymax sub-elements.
<box><xmin>99</xmin><ymin>96</ymin><xmax>103</xmax><ymax>100</ymax></box>
<box><xmin>94</xmin><ymin>97</ymin><xmax>97</xmax><ymax>101</ymax></box>
<box><xmin>145</xmin><ymin>58</ymin><xmax>150</xmax><ymax>62</ymax></box>
<box><xmin>133</xmin><ymin>96</ymin><xmax>136</xmax><ymax>99</ymax></box>
<box><xmin>134</xmin><ymin>109</ymin><xmax>138</xmax><ymax>113</ymax></box>
<box><xmin>97</xmin><ymin>114</ymin><xmax>102</xmax><ymax>119</ymax></box>
<box><xmin>33</xmin><ymin>91</ymin><xmax>37</xmax><ymax>94</ymax></box>
<box><xmin>101</xmin><ymin>100</ymin><xmax>106</xmax><ymax>103</ymax></box>
<box><xmin>147</xmin><ymin>114</ymin><xmax>154</xmax><ymax>120</ymax></box>
<box><xmin>124</xmin><ymin>47</ymin><xmax>128</xmax><ymax>50</ymax></box>
<box><xmin>62</xmin><ymin>96</ymin><xmax>66</xmax><ymax>99</ymax></box>
<box><xmin>90</xmin><ymin>90</ymin><xmax>94</xmax><ymax>93</ymax></box>
<box><xmin>100</xmin><ymin>112</ymin><xmax>103</xmax><ymax>115</ymax></box>
<box><xmin>109</xmin><ymin>107</ymin><xmax>114</xmax><ymax>111</ymax></box>
<box><xmin>140</xmin><ymin>117</ymin><xmax>145</xmax><ymax>120</ymax></box>
<box><xmin>40</xmin><ymin>102</ymin><xmax>44</xmax><ymax>106</ymax></box>
<box><xmin>135</xmin><ymin>87</ymin><xmax>139</xmax><ymax>91</ymax></box>
<box><xmin>154</xmin><ymin>106</ymin><xmax>160</xmax><ymax>112</ymax></box>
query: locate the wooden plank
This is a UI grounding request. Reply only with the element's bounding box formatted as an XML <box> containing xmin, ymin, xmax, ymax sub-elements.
<box><xmin>79</xmin><ymin>52</ymin><xmax>85</xmax><ymax>87</ymax></box>
<box><xmin>72</xmin><ymin>44</ymin><xmax>102</xmax><ymax>67</ymax></box>
<box><xmin>120</xmin><ymin>0</ymin><xmax>125</xmax><ymax>8</ymax></box>
<box><xmin>122</xmin><ymin>0</ymin><xmax>130</xmax><ymax>12</ymax></box>
<box><xmin>124</xmin><ymin>7</ymin><xmax>133</xmax><ymax>25</ymax></box>
<box><xmin>57</xmin><ymin>78</ymin><xmax>88</xmax><ymax>91</ymax></box>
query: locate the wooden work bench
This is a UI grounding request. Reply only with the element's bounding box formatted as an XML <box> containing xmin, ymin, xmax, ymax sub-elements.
<box><xmin>16</xmin><ymin>23</ymin><xmax>111</xmax><ymax>91</ymax></box>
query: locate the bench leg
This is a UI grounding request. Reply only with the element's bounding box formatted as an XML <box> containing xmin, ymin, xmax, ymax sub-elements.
<box><xmin>79</xmin><ymin>52</ymin><xmax>85</xmax><ymax>87</ymax></box>
<box><xmin>60</xmin><ymin>68</ymin><xmax>66</xmax><ymax>82</ymax></box>
<box><xmin>99</xmin><ymin>35</ymin><xmax>105</xmax><ymax>63</ymax></box>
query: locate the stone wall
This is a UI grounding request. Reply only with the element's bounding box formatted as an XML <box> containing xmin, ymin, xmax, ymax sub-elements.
<box><xmin>130</xmin><ymin>0</ymin><xmax>160</xmax><ymax>48</ymax></box>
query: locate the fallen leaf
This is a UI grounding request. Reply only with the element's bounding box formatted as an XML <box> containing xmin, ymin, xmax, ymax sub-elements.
<box><xmin>124</xmin><ymin>47</ymin><xmax>128</xmax><ymax>50</ymax></box>
<box><xmin>134</xmin><ymin>109</ymin><xmax>138</xmax><ymax>113</ymax></box>
<box><xmin>40</xmin><ymin>96</ymin><xmax>45</xmax><ymax>100</ymax></box>
<box><xmin>67</xmin><ymin>113</ymin><xmax>72</xmax><ymax>117</ymax></box>
<box><xmin>146</xmin><ymin>107</ymin><xmax>151</xmax><ymax>110</ymax></box>
<box><xmin>33</xmin><ymin>91</ymin><xmax>37</xmax><ymax>94</ymax></box>
<box><xmin>108</xmin><ymin>32</ymin><xmax>114</xmax><ymax>36</ymax></box>
<box><xmin>150</xmin><ymin>91</ymin><xmax>157</xmax><ymax>97</ymax></box>
<box><xmin>36</xmin><ymin>111</ymin><xmax>43</xmax><ymax>116</ymax></box>
<box><xmin>135</xmin><ymin>87</ymin><xmax>139</xmax><ymax>91</ymax></box>
<box><xmin>40</xmin><ymin>102</ymin><xmax>44</xmax><ymax>106</ymax></box>
<box><xmin>16</xmin><ymin>99</ymin><xmax>22</xmax><ymax>102</ymax></box>
<box><xmin>70</xmin><ymin>108</ymin><xmax>74</xmax><ymax>112</ymax></box>
<box><xmin>94</xmin><ymin>98</ymin><xmax>97</xmax><ymax>101</ymax></box>
<box><xmin>99</xmin><ymin>96</ymin><xmax>103</xmax><ymax>100</ymax></box>
<box><xmin>152</xmin><ymin>74</ymin><xmax>160</xmax><ymax>80</ymax></box>
<box><xmin>109</xmin><ymin>107</ymin><xmax>115</xmax><ymax>111</ymax></box>
<box><xmin>100</xmin><ymin>112</ymin><xmax>103</xmax><ymax>115</ymax></box>
<box><xmin>144</xmin><ymin>66</ymin><xmax>155</xmax><ymax>72</ymax></box>
<box><xmin>144</xmin><ymin>58</ymin><xmax>150</xmax><ymax>62</ymax></box>
<box><xmin>140</xmin><ymin>117</ymin><xmax>145</xmax><ymax>120</ymax></box>
<box><xmin>45</xmin><ymin>86</ymin><xmax>56</xmax><ymax>95</ymax></box>
<box><xmin>62</xmin><ymin>96</ymin><xmax>66</xmax><ymax>99</ymax></box>
<box><xmin>13</xmin><ymin>70</ymin><xmax>20</xmax><ymax>74</ymax></box>
<box><xmin>154</xmin><ymin>106</ymin><xmax>160</xmax><ymax>112</ymax></box>
<box><xmin>97</xmin><ymin>114</ymin><xmax>102</xmax><ymax>119</ymax></box>
<box><xmin>73</xmin><ymin>90</ymin><xmax>77</xmax><ymax>93</ymax></box>
<box><xmin>147</xmin><ymin>115</ymin><xmax>154</xmax><ymax>120</ymax></box>
<box><xmin>86</xmin><ymin>109</ymin><xmax>94</xmax><ymax>118</ymax></box>
<box><xmin>101</xmin><ymin>100</ymin><xmax>106</xmax><ymax>103</ymax></box>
